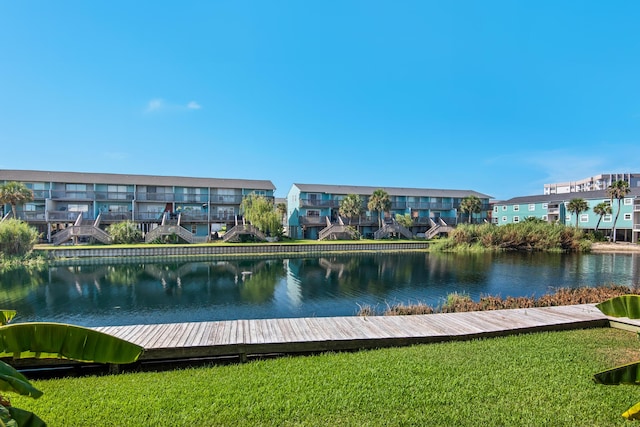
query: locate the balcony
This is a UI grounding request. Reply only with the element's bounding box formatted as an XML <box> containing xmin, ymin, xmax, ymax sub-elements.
<box><xmin>95</xmin><ymin>191</ymin><xmax>135</xmax><ymax>201</ymax></box>
<box><xmin>19</xmin><ymin>211</ymin><xmax>46</xmax><ymax>221</ymax></box>
<box><xmin>47</xmin><ymin>211</ymin><xmax>94</xmax><ymax>221</ymax></box>
<box><xmin>50</xmin><ymin>190</ymin><xmax>95</xmax><ymax>200</ymax></box>
<box><xmin>299</xmin><ymin>198</ymin><xmax>340</xmax><ymax>208</ymax></box>
<box><xmin>175</xmin><ymin>194</ymin><xmax>209</xmax><ymax>203</ymax></box>
<box><xmin>211</xmin><ymin>195</ymin><xmax>244</xmax><ymax>205</ymax></box>
<box><xmin>136</xmin><ymin>192</ymin><xmax>175</xmax><ymax>202</ymax></box>
<box><xmin>100</xmin><ymin>212</ymin><xmax>133</xmax><ymax>222</ymax></box>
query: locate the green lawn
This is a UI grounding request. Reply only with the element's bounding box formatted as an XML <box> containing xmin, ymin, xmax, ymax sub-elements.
<box><xmin>11</xmin><ymin>327</ymin><xmax>640</xmax><ymax>426</ymax></box>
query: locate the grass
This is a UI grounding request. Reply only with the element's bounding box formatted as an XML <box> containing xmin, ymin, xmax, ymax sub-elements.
<box><xmin>10</xmin><ymin>327</ymin><xmax>640</xmax><ymax>426</ymax></box>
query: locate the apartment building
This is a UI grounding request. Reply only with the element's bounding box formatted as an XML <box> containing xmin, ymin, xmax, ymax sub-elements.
<box><xmin>287</xmin><ymin>183</ymin><xmax>492</xmax><ymax>240</ymax></box>
<box><xmin>493</xmin><ymin>189</ymin><xmax>640</xmax><ymax>242</ymax></box>
<box><xmin>544</xmin><ymin>173</ymin><xmax>640</xmax><ymax>195</ymax></box>
<box><xmin>0</xmin><ymin>170</ymin><xmax>275</xmax><ymax>243</ymax></box>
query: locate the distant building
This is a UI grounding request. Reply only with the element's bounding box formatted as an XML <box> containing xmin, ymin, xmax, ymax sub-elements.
<box><xmin>0</xmin><ymin>170</ymin><xmax>275</xmax><ymax>243</ymax></box>
<box><xmin>544</xmin><ymin>173</ymin><xmax>640</xmax><ymax>195</ymax></box>
<box><xmin>493</xmin><ymin>188</ymin><xmax>640</xmax><ymax>243</ymax></box>
<box><xmin>287</xmin><ymin>183</ymin><xmax>492</xmax><ymax>240</ymax></box>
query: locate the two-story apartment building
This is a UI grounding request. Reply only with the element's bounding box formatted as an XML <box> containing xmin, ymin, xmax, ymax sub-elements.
<box><xmin>493</xmin><ymin>189</ymin><xmax>640</xmax><ymax>243</ymax></box>
<box><xmin>287</xmin><ymin>183</ymin><xmax>492</xmax><ymax>240</ymax></box>
<box><xmin>0</xmin><ymin>170</ymin><xmax>275</xmax><ymax>243</ymax></box>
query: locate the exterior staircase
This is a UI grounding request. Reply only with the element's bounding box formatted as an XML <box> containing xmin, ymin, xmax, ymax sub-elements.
<box><xmin>222</xmin><ymin>218</ymin><xmax>267</xmax><ymax>242</ymax></box>
<box><xmin>373</xmin><ymin>220</ymin><xmax>413</xmax><ymax>239</ymax></box>
<box><xmin>424</xmin><ymin>217</ymin><xmax>455</xmax><ymax>239</ymax></box>
<box><xmin>144</xmin><ymin>213</ymin><xmax>205</xmax><ymax>243</ymax></box>
<box><xmin>319</xmin><ymin>216</ymin><xmax>357</xmax><ymax>240</ymax></box>
<box><xmin>52</xmin><ymin>213</ymin><xmax>112</xmax><ymax>245</ymax></box>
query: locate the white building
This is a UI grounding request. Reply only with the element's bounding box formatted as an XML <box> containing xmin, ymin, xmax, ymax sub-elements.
<box><xmin>544</xmin><ymin>173</ymin><xmax>640</xmax><ymax>195</ymax></box>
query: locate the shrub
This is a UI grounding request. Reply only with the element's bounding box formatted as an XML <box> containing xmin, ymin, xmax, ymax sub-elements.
<box><xmin>107</xmin><ymin>221</ymin><xmax>142</xmax><ymax>244</ymax></box>
<box><xmin>0</xmin><ymin>219</ymin><xmax>38</xmax><ymax>257</ymax></box>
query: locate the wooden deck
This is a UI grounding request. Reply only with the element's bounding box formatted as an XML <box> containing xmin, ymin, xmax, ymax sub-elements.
<box><xmin>89</xmin><ymin>304</ymin><xmax>612</xmax><ymax>364</ymax></box>
<box><xmin>9</xmin><ymin>304</ymin><xmax>631</xmax><ymax>370</ymax></box>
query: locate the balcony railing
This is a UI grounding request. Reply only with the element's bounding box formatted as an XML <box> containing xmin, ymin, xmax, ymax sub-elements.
<box><xmin>47</xmin><ymin>211</ymin><xmax>94</xmax><ymax>221</ymax></box>
<box><xmin>19</xmin><ymin>211</ymin><xmax>47</xmax><ymax>221</ymax></box>
<box><xmin>299</xmin><ymin>198</ymin><xmax>340</xmax><ymax>208</ymax></box>
<box><xmin>50</xmin><ymin>190</ymin><xmax>95</xmax><ymax>200</ymax></box>
<box><xmin>210</xmin><ymin>195</ymin><xmax>244</xmax><ymax>205</ymax></box>
<box><xmin>95</xmin><ymin>192</ymin><xmax>135</xmax><ymax>201</ymax></box>
<box><xmin>100</xmin><ymin>212</ymin><xmax>133</xmax><ymax>222</ymax></box>
<box><xmin>136</xmin><ymin>192</ymin><xmax>175</xmax><ymax>202</ymax></box>
<box><xmin>175</xmin><ymin>194</ymin><xmax>210</xmax><ymax>203</ymax></box>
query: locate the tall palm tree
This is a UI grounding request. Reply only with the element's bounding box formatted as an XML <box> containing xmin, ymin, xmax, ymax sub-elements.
<box><xmin>459</xmin><ymin>195</ymin><xmax>482</xmax><ymax>224</ymax></box>
<box><xmin>607</xmin><ymin>180</ymin><xmax>630</xmax><ymax>242</ymax></box>
<box><xmin>566</xmin><ymin>198</ymin><xmax>589</xmax><ymax>228</ymax></box>
<box><xmin>592</xmin><ymin>202</ymin><xmax>612</xmax><ymax>233</ymax></box>
<box><xmin>339</xmin><ymin>194</ymin><xmax>363</xmax><ymax>227</ymax></box>
<box><xmin>0</xmin><ymin>181</ymin><xmax>33</xmax><ymax>219</ymax></box>
<box><xmin>367</xmin><ymin>189</ymin><xmax>391</xmax><ymax>229</ymax></box>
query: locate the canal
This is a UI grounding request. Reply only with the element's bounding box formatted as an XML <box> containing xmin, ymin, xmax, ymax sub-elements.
<box><xmin>1</xmin><ymin>251</ymin><xmax>639</xmax><ymax>327</ymax></box>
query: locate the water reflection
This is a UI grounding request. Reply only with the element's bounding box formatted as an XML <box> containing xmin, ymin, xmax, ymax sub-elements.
<box><xmin>0</xmin><ymin>252</ymin><xmax>639</xmax><ymax>327</ymax></box>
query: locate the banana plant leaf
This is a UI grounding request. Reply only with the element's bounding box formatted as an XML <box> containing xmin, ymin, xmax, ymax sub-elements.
<box><xmin>0</xmin><ymin>323</ymin><xmax>143</xmax><ymax>364</ymax></box>
<box><xmin>0</xmin><ymin>311</ymin><xmax>16</xmax><ymax>326</ymax></box>
<box><xmin>7</xmin><ymin>406</ymin><xmax>47</xmax><ymax>427</ymax></box>
<box><xmin>0</xmin><ymin>361</ymin><xmax>42</xmax><ymax>398</ymax></box>
<box><xmin>596</xmin><ymin>295</ymin><xmax>640</xmax><ymax>319</ymax></box>
<box><xmin>593</xmin><ymin>361</ymin><xmax>640</xmax><ymax>385</ymax></box>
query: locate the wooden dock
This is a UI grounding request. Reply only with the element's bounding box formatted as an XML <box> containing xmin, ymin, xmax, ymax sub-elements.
<box><xmin>88</xmin><ymin>304</ymin><xmax>612</xmax><ymax>364</ymax></box>
<box><xmin>9</xmin><ymin>304</ymin><xmax>632</xmax><ymax>370</ymax></box>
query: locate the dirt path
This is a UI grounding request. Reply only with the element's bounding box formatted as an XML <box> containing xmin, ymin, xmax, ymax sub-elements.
<box><xmin>591</xmin><ymin>242</ymin><xmax>640</xmax><ymax>253</ymax></box>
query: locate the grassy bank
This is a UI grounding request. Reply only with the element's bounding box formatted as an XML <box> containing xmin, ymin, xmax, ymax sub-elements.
<box><xmin>361</xmin><ymin>285</ymin><xmax>639</xmax><ymax>316</ymax></box>
<box><xmin>11</xmin><ymin>327</ymin><xmax>639</xmax><ymax>426</ymax></box>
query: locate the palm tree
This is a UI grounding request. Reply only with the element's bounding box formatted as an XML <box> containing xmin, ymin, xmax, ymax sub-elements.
<box><xmin>339</xmin><ymin>194</ymin><xmax>363</xmax><ymax>227</ymax></box>
<box><xmin>592</xmin><ymin>202</ymin><xmax>612</xmax><ymax>233</ymax></box>
<box><xmin>459</xmin><ymin>195</ymin><xmax>482</xmax><ymax>224</ymax></box>
<box><xmin>607</xmin><ymin>180</ymin><xmax>631</xmax><ymax>242</ymax></box>
<box><xmin>566</xmin><ymin>198</ymin><xmax>589</xmax><ymax>228</ymax></box>
<box><xmin>367</xmin><ymin>189</ymin><xmax>391</xmax><ymax>229</ymax></box>
<box><xmin>0</xmin><ymin>181</ymin><xmax>33</xmax><ymax>219</ymax></box>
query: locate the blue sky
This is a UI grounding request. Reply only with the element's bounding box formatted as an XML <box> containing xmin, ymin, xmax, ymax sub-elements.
<box><xmin>1</xmin><ymin>2</ymin><xmax>639</xmax><ymax>200</ymax></box>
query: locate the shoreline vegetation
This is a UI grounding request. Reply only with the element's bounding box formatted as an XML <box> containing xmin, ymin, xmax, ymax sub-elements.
<box><xmin>429</xmin><ymin>221</ymin><xmax>593</xmax><ymax>253</ymax></box>
<box><xmin>357</xmin><ymin>285</ymin><xmax>640</xmax><ymax>316</ymax></box>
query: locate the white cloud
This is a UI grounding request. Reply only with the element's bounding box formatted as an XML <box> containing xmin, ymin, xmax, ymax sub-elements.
<box><xmin>144</xmin><ymin>98</ymin><xmax>202</xmax><ymax>113</ymax></box>
<box><xmin>145</xmin><ymin>98</ymin><xmax>165</xmax><ymax>113</ymax></box>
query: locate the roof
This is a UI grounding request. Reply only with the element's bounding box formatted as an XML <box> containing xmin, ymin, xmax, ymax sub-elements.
<box><xmin>499</xmin><ymin>188</ymin><xmax>640</xmax><ymax>205</ymax></box>
<box><xmin>292</xmin><ymin>183</ymin><xmax>492</xmax><ymax>199</ymax></box>
<box><xmin>0</xmin><ymin>170</ymin><xmax>275</xmax><ymax>191</ymax></box>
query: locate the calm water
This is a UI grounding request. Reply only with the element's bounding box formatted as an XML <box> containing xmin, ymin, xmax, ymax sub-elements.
<box><xmin>1</xmin><ymin>252</ymin><xmax>640</xmax><ymax>327</ymax></box>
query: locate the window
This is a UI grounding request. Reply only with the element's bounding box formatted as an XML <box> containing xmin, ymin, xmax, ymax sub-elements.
<box><xmin>624</xmin><ymin>198</ymin><xmax>633</xmax><ymax>206</ymax></box>
<box><xmin>502</xmin><ymin>206</ymin><xmax>507</xmax><ymax>211</ymax></box>
<box><xmin>502</xmin><ymin>216</ymin><xmax>507</xmax><ymax>222</ymax></box>
<box><xmin>542</xmin><ymin>215</ymin><xmax>548</xmax><ymax>221</ymax></box>
<box><xmin>580</xmin><ymin>214</ymin><xmax>589</xmax><ymax>223</ymax></box>
<box><xmin>493</xmin><ymin>206</ymin><xmax>498</xmax><ymax>212</ymax></box>
<box><xmin>307</xmin><ymin>210</ymin><xmax>320</xmax><ymax>217</ymax></box>
<box><xmin>603</xmin><ymin>214</ymin><xmax>612</xmax><ymax>222</ymax></box>
<box><xmin>542</xmin><ymin>203</ymin><xmax>548</xmax><ymax>209</ymax></box>
<box><xmin>65</xmin><ymin>184</ymin><xmax>86</xmax><ymax>191</ymax></box>
<box><xmin>513</xmin><ymin>205</ymin><xmax>520</xmax><ymax>212</ymax></box>
<box><xmin>624</xmin><ymin>213</ymin><xmax>632</xmax><ymax>221</ymax></box>
<box><xmin>528</xmin><ymin>204</ymin><xmax>535</xmax><ymax>211</ymax></box>
<box><xmin>191</xmin><ymin>225</ymin><xmax>197</xmax><ymax>234</ymax></box>
<box><xmin>513</xmin><ymin>216</ymin><xmax>520</xmax><ymax>223</ymax></box>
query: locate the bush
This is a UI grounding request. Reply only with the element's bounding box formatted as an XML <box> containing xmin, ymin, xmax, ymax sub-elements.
<box><xmin>0</xmin><ymin>219</ymin><xmax>38</xmax><ymax>257</ymax></box>
<box><xmin>434</xmin><ymin>222</ymin><xmax>591</xmax><ymax>252</ymax></box>
<box><xmin>107</xmin><ymin>221</ymin><xmax>142</xmax><ymax>244</ymax></box>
